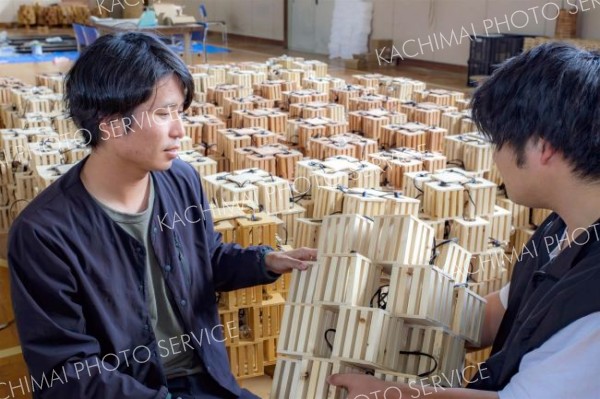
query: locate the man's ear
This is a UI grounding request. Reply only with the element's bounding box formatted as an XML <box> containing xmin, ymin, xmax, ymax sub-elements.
<box><xmin>538</xmin><ymin>138</ymin><xmax>558</xmax><ymax>165</ymax></box>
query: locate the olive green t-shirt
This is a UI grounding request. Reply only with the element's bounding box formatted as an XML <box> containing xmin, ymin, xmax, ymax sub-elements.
<box><xmin>94</xmin><ymin>178</ymin><xmax>202</xmax><ymax>379</ymax></box>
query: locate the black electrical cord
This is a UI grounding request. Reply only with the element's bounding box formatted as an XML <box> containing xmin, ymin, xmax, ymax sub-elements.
<box><xmin>446</xmin><ymin>159</ymin><xmax>465</xmax><ymax>169</ymax></box>
<box><xmin>489</xmin><ymin>237</ymin><xmax>504</xmax><ymax>248</ymax></box>
<box><xmin>324</xmin><ymin>328</ymin><xmax>336</xmax><ymax>351</ymax></box>
<box><xmin>369</xmin><ymin>285</ymin><xmax>389</xmax><ymax>310</ymax></box>
<box><xmin>398</xmin><ymin>350</ymin><xmax>439</xmax><ymax>377</ymax></box>
<box><xmin>413</xmin><ymin>178</ymin><xmax>424</xmax><ymax>194</ymax></box>
<box><xmin>429</xmin><ymin>237</ymin><xmax>459</xmax><ymax>264</ymax></box>
<box><xmin>465</xmin><ymin>188</ymin><xmax>477</xmax><ymax>214</ymax></box>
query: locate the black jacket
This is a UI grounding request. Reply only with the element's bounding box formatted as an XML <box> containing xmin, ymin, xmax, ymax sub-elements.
<box><xmin>469</xmin><ymin>213</ymin><xmax>600</xmax><ymax>390</ymax></box>
<box><xmin>8</xmin><ymin>157</ymin><xmax>278</xmax><ymax>398</ymax></box>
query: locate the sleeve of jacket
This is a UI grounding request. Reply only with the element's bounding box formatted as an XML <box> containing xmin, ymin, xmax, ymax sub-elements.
<box><xmin>8</xmin><ymin>220</ymin><xmax>170</xmax><ymax>399</ymax></box>
<box><xmin>192</xmin><ymin>171</ymin><xmax>280</xmax><ymax>292</ymax></box>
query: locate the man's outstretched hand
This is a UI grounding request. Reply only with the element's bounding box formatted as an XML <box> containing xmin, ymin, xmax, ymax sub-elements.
<box><xmin>327</xmin><ymin>373</ymin><xmax>403</xmax><ymax>399</ymax></box>
<box><xmin>264</xmin><ymin>247</ymin><xmax>317</xmax><ymax>274</ymax></box>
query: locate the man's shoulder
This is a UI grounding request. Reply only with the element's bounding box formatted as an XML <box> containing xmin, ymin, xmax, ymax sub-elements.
<box><xmin>12</xmin><ymin>164</ymin><xmax>83</xmax><ymax>228</ymax></box>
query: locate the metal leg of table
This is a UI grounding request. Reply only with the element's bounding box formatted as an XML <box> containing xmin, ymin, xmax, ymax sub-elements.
<box><xmin>203</xmin><ymin>27</ymin><xmax>209</xmax><ymax>64</ymax></box>
<box><xmin>184</xmin><ymin>32</ymin><xmax>192</xmax><ymax>64</ymax></box>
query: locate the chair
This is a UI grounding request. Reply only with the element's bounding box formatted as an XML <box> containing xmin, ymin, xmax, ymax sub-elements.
<box><xmin>72</xmin><ymin>23</ymin><xmax>86</xmax><ymax>52</ymax></box>
<box><xmin>198</xmin><ymin>4</ymin><xmax>227</xmax><ymax>47</ymax></box>
<box><xmin>170</xmin><ymin>27</ymin><xmax>208</xmax><ymax>63</ymax></box>
<box><xmin>73</xmin><ymin>24</ymin><xmax>100</xmax><ymax>52</ymax></box>
<box><xmin>82</xmin><ymin>26</ymin><xmax>100</xmax><ymax>46</ymax></box>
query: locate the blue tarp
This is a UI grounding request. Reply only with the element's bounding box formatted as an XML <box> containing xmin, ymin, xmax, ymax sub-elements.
<box><xmin>0</xmin><ymin>43</ymin><xmax>230</xmax><ymax>64</ymax></box>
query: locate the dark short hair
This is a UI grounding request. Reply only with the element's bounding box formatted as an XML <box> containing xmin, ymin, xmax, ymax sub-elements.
<box><xmin>471</xmin><ymin>42</ymin><xmax>600</xmax><ymax>180</ymax></box>
<box><xmin>65</xmin><ymin>32</ymin><xmax>194</xmax><ymax>147</ymax></box>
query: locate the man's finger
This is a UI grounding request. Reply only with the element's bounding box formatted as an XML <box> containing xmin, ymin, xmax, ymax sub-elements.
<box><xmin>287</xmin><ymin>257</ymin><xmax>309</xmax><ymax>271</ymax></box>
<box><xmin>295</xmin><ymin>247</ymin><xmax>318</xmax><ymax>261</ymax></box>
<box><xmin>285</xmin><ymin>247</ymin><xmax>317</xmax><ymax>261</ymax></box>
<box><xmin>327</xmin><ymin>373</ymin><xmax>355</xmax><ymax>388</ymax></box>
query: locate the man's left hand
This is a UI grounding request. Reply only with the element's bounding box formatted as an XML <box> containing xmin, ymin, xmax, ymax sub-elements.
<box><xmin>264</xmin><ymin>247</ymin><xmax>317</xmax><ymax>274</ymax></box>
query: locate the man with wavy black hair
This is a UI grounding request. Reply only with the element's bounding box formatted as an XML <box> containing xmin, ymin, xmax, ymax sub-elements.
<box><xmin>9</xmin><ymin>32</ymin><xmax>315</xmax><ymax>398</ymax></box>
<box><xmin>329</xmin><ymin>42</ymin><xmax>600</xmax><ymax>398</ymax></box>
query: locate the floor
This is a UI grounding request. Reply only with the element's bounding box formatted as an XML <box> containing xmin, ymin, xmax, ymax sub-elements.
<box><xmin>0</xmin><ymin>27</ymin><xmax>472</xmax><ymax>399</ymax></box>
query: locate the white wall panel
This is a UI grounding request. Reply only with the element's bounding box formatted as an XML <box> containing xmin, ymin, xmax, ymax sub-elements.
<box><xmin>391</xmin><ymin>0</ymin><xmax>436</xmax><ymax>62</ymax></box>
<box><xmin>175</xmin><ymin>0</ymin><xmax>284</xmax><ymax>41</ymax></box>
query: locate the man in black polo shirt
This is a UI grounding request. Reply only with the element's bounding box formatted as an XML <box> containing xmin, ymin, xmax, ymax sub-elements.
<box><xmin>9</xmin><ymin>32</ymin><xmax>316</xmax><ymax>399</ymax></box>
<box><xmin>329</xmin><ymin>43</ymin><xmax>600</xmax><ymax>398</ymax></box>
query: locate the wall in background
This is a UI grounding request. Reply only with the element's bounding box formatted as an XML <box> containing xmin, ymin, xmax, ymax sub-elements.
<box><xmin>371</xmin><ymin>0</ymin><xmax>600</xmax><ymax>66</ymax></box>
<box><xmin>578</xmin><ymin>4</ymin><xmax>600</xmax><ymax>39</ymax></box>
<box><xmin>174</xmin><ymin>0</ymin><xmax>284</xmax><ymax>41</ymax></box>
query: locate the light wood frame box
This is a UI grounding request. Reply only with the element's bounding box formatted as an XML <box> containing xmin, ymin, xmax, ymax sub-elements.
<box><xmin>368</xmin><ymin>215</ymin><xmax>434</xmax><ymax>265</ymax></box>
<box><xmin>433</xmin><ymin>242</ymin><xmax>471</xmax><ymax>285</ymax></box>
<box><xmin>255</xmin><ymin>177</ymin><xmax>292</xmax><ymax>214</ymax></box>
<box><xmin>314</xmin><ymin>254</ymin><xmax>382</xmax><ymax>308</ymax></box>
<box><xmin>387</xmin><ymin>264</ymin><xmax>455</xmax><ymax>328</ymax></box>
<box><xmin>496</xmin><ymin>197</ymin><xmax>531</xmax><ymax>229</ymax></box>
<box><xmin>413</xmin><ymin>106</ymin><xmax>442</xmax><ymax>127</ymax></box>
<box><xmin>402</xmin><ymin>170</ymin><xmax>432</xmax><ymax>200</ymax></box>
<box><xmin>463</xmin><ymin>140</ymin><xmax>493</xmax><ymax>173</ymax></box>
<box><xmin>440</xmin><ymin>112</ymin><xmax>464</xmax><ymax>136</ymax></box>
<box><xmin>332</xmin><ymin>306</ymin><xmax>404</xmax><ymax>370</ymax></box>
<box><xmin>312</xmin><ymin>186</ymin><xmax>344</xmax><ymax>219</ymax></box>
<box><xmin>275</xmin><ymin>149</ymin><xmax>303</xmax><ymax>180</ymax></box>
<box><xmin>398</xmin><ymin>324</ymin><xmax>465</xmax><ymax>386</ymax></box>
<box><xmin>294</xmin><ymin>218</ymin><xmax>322</xmax><ymax>248</ymax></box>
<box><xmin>396</xmin><ymin>126</ymin><xmax>427</xmax><ymax>151</ymax></box>
<box><xmin>460</xmin><ymin>117</ymin><xmax>476</xmax><ymax>134</ymax></box>
<box><xmin>277</xmin><ymin>304</ymin><xmax>338</xmax><ymax>357</ymax></box>
<box><xmin>219</xmin><ymin>285</ymin><xmax>263</xmax><ymax>310</ymax></box>
<box><xmin>450</xmin><ymin>217</ymin><xmax>491</xmax><ymax>254</ymax></box>
<box><xmin>288</xmin><ymin>261</ymin><xmax>320</xmax><ymax>304</ymax></box>
<box><xmin>218</xmin><ymin>309</ymin><xmax>240</xmax><ymax>347</ymax></box>
<box><xmin>341</xmin><ymin>192</ymin><xmax>387</xmax><ymax>217</ymax></box>
<box><xmin>226</xmin><ymin>342</ymin><xmax>264</xmax><ymax>380</ymax></box>
<box><xmin>423</xmin><ymin>181</ymin><xmax>464</xmax><ymax>219</ymax></box>
<box><xmin>309</xmin><ymin>170</ymin><xmax>349</xmax><ymax>199</ymax></box>
<box><xmin>464</xmin><ymin>179</ymin><xmax>497</xmax><ymax>219</ymax></box>
<box><xmin>388</xmin><ymin>158</ymin><xmax>424</xmax><ymax>189</ymax></box>
<box><xmin>452</xmin><ymin>286</ymin><xmax>486</xmax><ymax>347</ymax></box>
<box><xmin>470</xmin><ymin>247</ymin><xmax>505</xmax><ymax>283</ymax></box>
<box><xmin>235</xmin><ymin>213</ymin><xmax>281</xmax><ymax>248</ymax></box>
<box><xmin>317</xmin><ymin>214</ymin><xmax>373</xmax><ymax>256</ymax></box>
<box><xmin>482</xmin><ymin>205</ymin><xmax>513</xmax><ymax>245</ymax></box>
<box><xmin>275</xmin><ymin>203</ymin><xmax>306</xmax><ymax>246</ymax></box>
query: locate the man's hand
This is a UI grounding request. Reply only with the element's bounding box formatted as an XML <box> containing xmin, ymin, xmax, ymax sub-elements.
<box><xmin>327</xmin><ymin>373</ymin><xmax>402</xmax><ymax>399</ymax></box>
<box><xmin>264</xmin><ymin>247</ymin><xmax>317</xmax><ymax>274</ymax></box>
<box><xmin>328</xmin><ymin>373</ymin><xmax>500</xmax><ymax>399</ymax></box>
